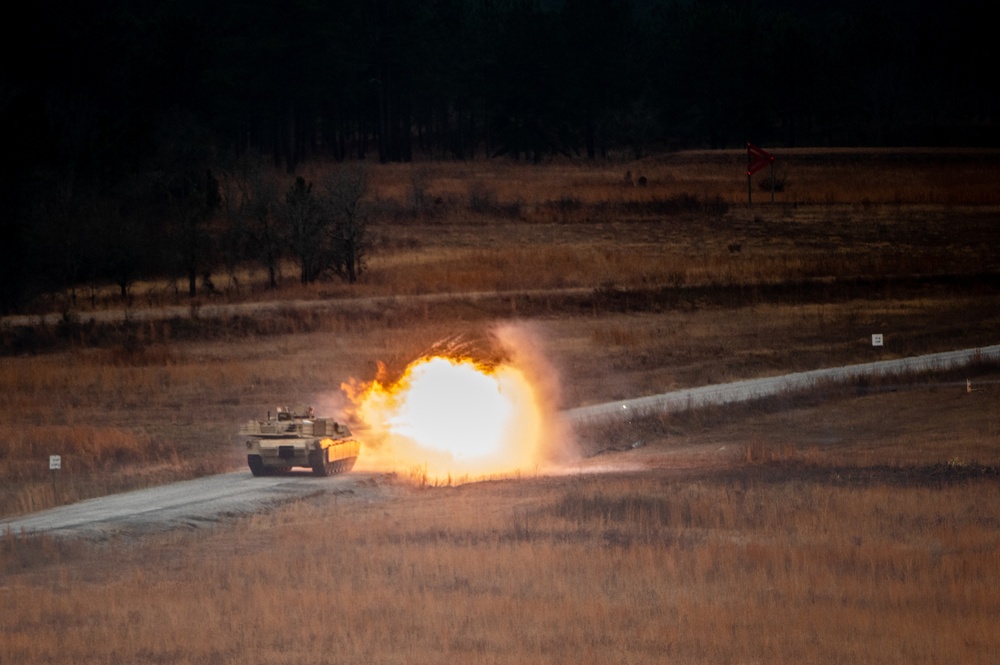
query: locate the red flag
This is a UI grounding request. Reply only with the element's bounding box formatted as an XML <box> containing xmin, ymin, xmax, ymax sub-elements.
<box><xmin>746</xmin><ymin>142</ymin><xmax>775</xmax><ymax>175</ymax></box>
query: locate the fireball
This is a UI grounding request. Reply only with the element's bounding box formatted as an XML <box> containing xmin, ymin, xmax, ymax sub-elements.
<box><xmin>344</xmin><ymin>353</ymin><xmax>546</xmax><ymax>482</ymax></box>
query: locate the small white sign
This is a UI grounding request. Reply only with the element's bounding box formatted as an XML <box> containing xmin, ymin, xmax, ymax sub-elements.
<box><xmin>871</xmin><ymin>334</ymin><xmax>884</xmax><ymax>347</ymax></box>
<box><xmin>49</xmin><ymin>455</ymin><xmax>61</xmax><ymax>470</ymax></box>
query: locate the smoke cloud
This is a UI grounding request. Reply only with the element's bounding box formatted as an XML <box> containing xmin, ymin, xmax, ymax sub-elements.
<box><xmin>334</xmin><ymin>321</ymin><xmax>578</xmax><ymax>482</ymax></box>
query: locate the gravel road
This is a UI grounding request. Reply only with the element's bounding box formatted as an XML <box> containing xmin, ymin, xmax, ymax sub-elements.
<box><xmin>0</xmin><ymin>470</ymin><xmax>388</xmax><ymax>540</ymax></box>
<box><xmin>0</xmin><ymin>288</ymin><xmax>592</xmax><ymax>328</ymax></box>
<box><xmin>565</xmin><ymin>344</ymin><xmax>1000</xmax><ymax>423</ymax></box>
<box><xmin>4</xmin><ymin>344</ymin><xmax>997</xmax><ymax>539</ymax></box>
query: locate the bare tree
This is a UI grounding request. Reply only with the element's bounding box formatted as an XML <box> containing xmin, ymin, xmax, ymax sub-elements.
<box><xmin>223</xmin><ymin>155</ymin><xmax>283</xmax><ymax>289</ymax></box>
<box><xmin>321</xmin><ymin>164</ymin><xmax>369</xmax><ymax>284</ymax></box>
<box><xmin>282</xmin><ymin>176</ymin><xmax>326</xmax><ymax>284</ymax></box>
<box><xmin>166</xmin><ymin>169</ymin><xmax>220</xmax><ymax>298</ymax></box>
<box><xmin>277</xmin><ymin>165</ymin><xmax>370</xmax><ymax>285</ymax></box>
<box><xmin>90</xmin><ymin>197</ymin><xmax>147</xmax><ymax>303</ymax></box>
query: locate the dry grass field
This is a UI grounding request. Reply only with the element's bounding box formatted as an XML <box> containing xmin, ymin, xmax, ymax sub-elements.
<box><xmin>3</xmin><ymin>426</ymin><xmax>999</xmax><ymax>663</ymax></box>
<box><xmin>2</xmin><ymin>148</ymin><xmax>1000</xmax><ymax>663</ymax></box>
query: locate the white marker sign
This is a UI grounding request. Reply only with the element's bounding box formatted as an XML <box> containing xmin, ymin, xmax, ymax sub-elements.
<box><xmin>49</xmin><ymin>455</ymin><xmax>61</xmax><ymax>470</ymax></box>
<box><xmin>872</xmin><ymin>334</ymin><xmax>884</xmax><ymax>347</ymax></box>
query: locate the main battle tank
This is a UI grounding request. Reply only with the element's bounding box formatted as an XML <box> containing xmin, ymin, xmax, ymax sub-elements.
<box><xmin>239</xmin><ymin>406</ymin><xmax>360</xmax><ymax>477</ymax></box>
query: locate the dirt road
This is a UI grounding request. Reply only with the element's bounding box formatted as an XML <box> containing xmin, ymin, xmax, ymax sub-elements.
<box><xmin>4</xmin><ymin>344</ymin><xmax>997</xmax><ymax>540</ymax></box>
<box><xmin>0</xmin><ymin>470</ymin><xmax>392</xmax><ymax>540</ymax></box>
<box><xmin>565</xmin><ymin>344</ymin><xmax>1000</xmax><ymax>422</ymax></box>
<box><xmin>0</xmin><ymin>288</ymin><xmax>592</xmax><ymax>328</ymax></box>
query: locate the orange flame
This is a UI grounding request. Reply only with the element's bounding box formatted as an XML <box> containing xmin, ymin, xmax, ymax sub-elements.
<box><xmin>343</xmin><ymin>354</ymin><xmax>545</xmax><ymax>482</ymax></box>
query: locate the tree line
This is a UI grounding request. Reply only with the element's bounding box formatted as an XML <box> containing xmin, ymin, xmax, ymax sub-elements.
<box><xmin>1</xmin><ymin>0</ymin><xmax>995</xmax><ymax>312</ymax></box>
<box><xmin>3</xmin><ymin>155</ymin><xmax>370</xmax><ymax>313</ymax></box>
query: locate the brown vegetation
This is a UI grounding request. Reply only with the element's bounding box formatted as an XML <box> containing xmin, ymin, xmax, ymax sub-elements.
<box><xmin>4</xmin><ymin>148</ymin><xmax>1000</xmax><ymax>510</ymax></box>
<box><xmin>2</xmin><ymin>453</ymin><xmax>999</xmax><ymax>664</ymax></box>
<box><xmin>2</xmin><ymin>149</ymin><xmax>999</xmax><ymax>663</ymax></box>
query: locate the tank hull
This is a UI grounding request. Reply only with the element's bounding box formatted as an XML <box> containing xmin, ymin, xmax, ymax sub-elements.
<box><xmin>241</xmin><ymin>411</ymin><xmax>360</xmax><ymax>477</ymax></box>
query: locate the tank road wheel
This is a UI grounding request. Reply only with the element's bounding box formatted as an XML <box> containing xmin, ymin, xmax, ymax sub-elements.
<box><xmin>248</xmin><ymin>455</ymin><xmax>266</xmax><ymax>477</ymax></box>
<box><xmin>312</xmin><ymin>450</ymin><xmax>332</xmax><ymax>477</ymax></box>
<box><xmin>334</xmin><ymin>457</ymin><xmax>357</xmax><ymax>474</ymax></box>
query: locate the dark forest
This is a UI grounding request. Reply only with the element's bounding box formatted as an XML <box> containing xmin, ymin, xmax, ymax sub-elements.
<box><xmin>1</xmin><ymin>0</ymin><xmax>995</xmax><ymax>312</ymax></box>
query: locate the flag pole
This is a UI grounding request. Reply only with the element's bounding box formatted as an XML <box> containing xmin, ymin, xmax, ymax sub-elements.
<box><xmin>746</xmin><ymin>142</ymin><xmax>775</xmax><ymax>207</ymax></box>
<box><xmin>770</xmin><ymin>160</ymin><xmax>775</xmax><ymax>203</ymax></box>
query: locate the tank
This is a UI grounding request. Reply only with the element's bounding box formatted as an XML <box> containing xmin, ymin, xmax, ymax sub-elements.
<box><xmin>240</xmin><ymin>406</ymin><xmax>360</xmax><ymax>477</ymax></box>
